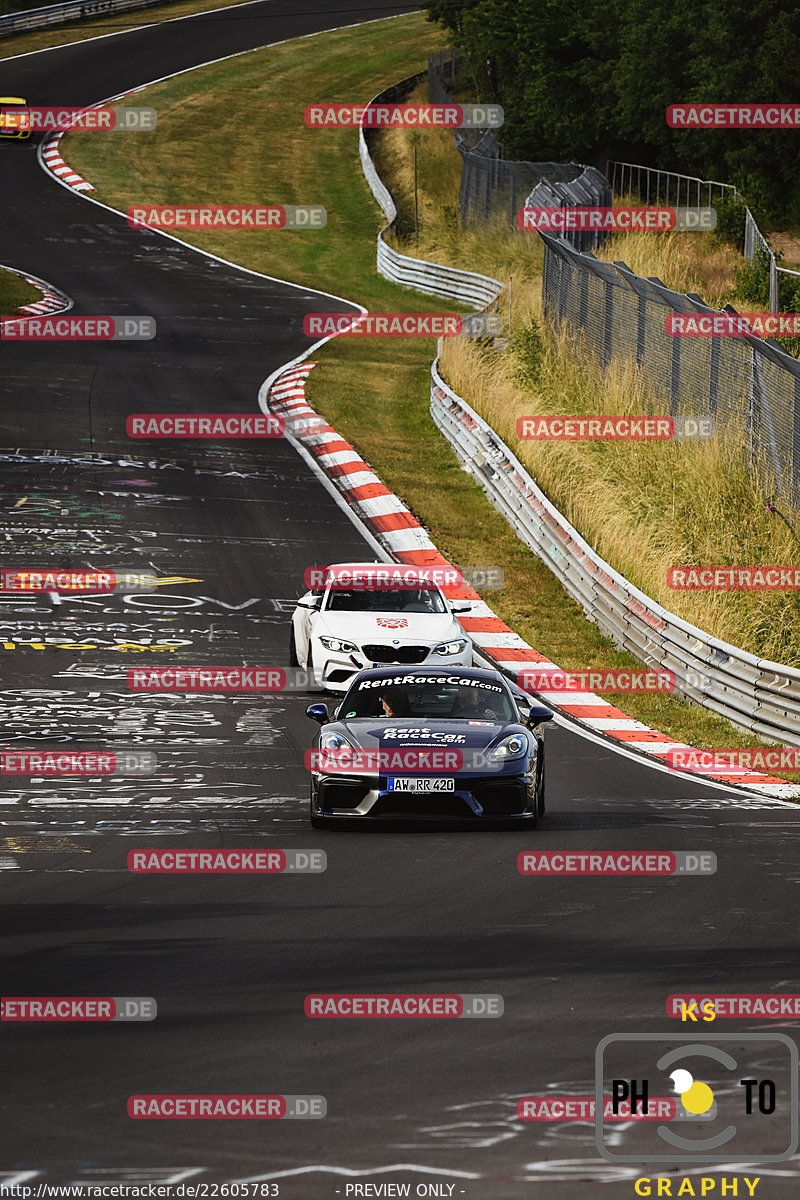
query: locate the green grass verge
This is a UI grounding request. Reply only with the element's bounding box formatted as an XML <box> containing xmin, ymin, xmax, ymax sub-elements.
<box><xmin>59</xmin><ymin>12</ymin><xmax>799</xmax><ymax>778</ymax></box>
<box><xmin>0</xmin><ymin>265</ymin><xmax>39</xmax><ymax>314</ymax></box>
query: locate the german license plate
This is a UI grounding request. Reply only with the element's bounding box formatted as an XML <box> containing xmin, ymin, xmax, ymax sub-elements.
<box><xmin>388</xmin><ymin>777</ymin><xmax>455</xmax><ymax>793</ymax></box>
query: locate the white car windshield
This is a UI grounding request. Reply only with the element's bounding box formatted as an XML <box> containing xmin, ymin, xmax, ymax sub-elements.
<box><xmin>342</xmin><ymin>678</ymin><xmax>516</xmax><ymax>722</ymax></box>
<box><xmin>324</xmin><ymin>587</ymin><xmax>447</xmax><ymax>614</ymax></box>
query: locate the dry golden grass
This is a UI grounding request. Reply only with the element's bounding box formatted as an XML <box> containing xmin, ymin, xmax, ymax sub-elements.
<box><xmin>439</xmin><ymin>318</ymin><xmax>800</xmax><ymax>664</ymax></box>
<box><xmin>594</xmin><ymin>228</ymin><xmax>739</xmax><ymax>308</ymax></box>
<box><xmin>770</xmin><ymin>231</ymin><xmax>800</xmax><ymax>270</ymax></box>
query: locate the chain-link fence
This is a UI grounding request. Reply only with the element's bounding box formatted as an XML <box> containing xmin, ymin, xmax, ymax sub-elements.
<box><xmin>541</xmin><ymin>231</ymin><xmax>800</xmax><ymax>504</ymax></box>
<box><xmin>523</xmin><ymin>168</ymin><xmax>613</xmax><ymax>253</ymax></box>
<box><xmin>428</xmin><ymin>52</ymin><xmax>800</xmax><ymax>500</ymax></box>
<box><xmin>428</xmin><ymin>50</ymin><xmax>611</xmax><ymax>241</ymax></box>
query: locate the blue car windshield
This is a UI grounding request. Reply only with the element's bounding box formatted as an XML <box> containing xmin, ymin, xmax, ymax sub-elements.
<box><xmin>343</xmin><ymin>677</ymin><xmax>516</xmax><ymax>722</ymax></box>
<box><xmin>325</xmin><ymin>587</ymin><xmax>446</xmax><ymax>614</ymax></box>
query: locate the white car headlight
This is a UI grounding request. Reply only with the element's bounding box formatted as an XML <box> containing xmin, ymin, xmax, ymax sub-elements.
<box><xmin>319</xmin><ymin>730</ymin><xmax>357</xmax><ymax>751</ymax></box>
<box><xmin>487</xmin><ymin>734</ymin><xmax>530</xmax><ymax>763</ymax></box>
<box><xmin>319</xmin><ymin>637</ymin><xmax>359</xmax><ymax>654</ymax></box>
<box><xmin>435</xmin><ymin>638</ymin><xmax>468</xmax><ymax>656</ymax></box>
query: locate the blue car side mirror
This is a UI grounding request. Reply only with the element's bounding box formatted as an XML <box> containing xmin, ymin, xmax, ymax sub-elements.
<box><xmin>306</xmin><ymin>703</ymin><xmax>330</xmax><ymax>725</ymax></box>
<box><xmin>526</xmin><ymin>704</ymin><xmax>554</xmax><ymax>725</ymax></box>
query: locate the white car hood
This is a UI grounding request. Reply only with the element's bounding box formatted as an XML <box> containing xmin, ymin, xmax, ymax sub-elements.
<box><xmin>315</xmin><ymin>610</ymin><xmax>462</xmax><ymax>644</ymax></box>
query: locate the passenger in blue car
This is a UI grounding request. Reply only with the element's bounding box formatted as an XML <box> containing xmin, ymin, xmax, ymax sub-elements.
<box><xmin>451</xmin><ymin>693</ymin><xmax>500</xmax><ymax>721</ymax></box>
<box><xmin>379</xmin><ymin>688</ymin><xmax>411</xmax><ymax>717</ymax></box>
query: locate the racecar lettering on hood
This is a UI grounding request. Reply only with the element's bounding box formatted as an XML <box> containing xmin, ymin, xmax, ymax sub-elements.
<box><xmin>382</xmin><ymin>727</ymin><xmax>467</xmax><ymax>743</ymax></box>
<box><xmin>382</xmin><ymin>726</ymin><xmax>432</xmax><ymax>738</ymax></box>
<box><xmin>376</xmin><ymin>617</ymin><xmax>409</xmax><ymax>628</ymax></box>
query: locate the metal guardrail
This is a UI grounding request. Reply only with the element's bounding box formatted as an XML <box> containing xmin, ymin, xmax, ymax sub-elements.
<box><xmin>0</xmin><ymin>0</ymin><xmax>166</xmax><ymax>36</ymax></box>
<box><xmin>359</xmin><ymin>79</ymin><xmax>503</xmax><ymax>311</ymax></box>
<box><xmin>430</xmin><ymin>357</ymin><xmax>800</xmax><ymax>747</ymax></box>
<box><xmin>376</xmin><ymin>234</ymin><xmax>502</xmax><ymax>308</ymax></box>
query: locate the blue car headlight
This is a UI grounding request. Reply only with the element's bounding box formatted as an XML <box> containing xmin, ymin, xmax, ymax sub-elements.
<box><xmin>319</xmin><ymin>730</ymin><xmax>357</xmax><ymax>751</ymax></box>
<box><xmin>487</xmin><ymin>733</ymin><xmax>529</xmax><ymax>763</ymax></box>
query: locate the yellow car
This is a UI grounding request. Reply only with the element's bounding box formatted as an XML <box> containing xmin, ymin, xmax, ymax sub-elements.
<box><xmin>0</xmin><ymin>97</ymin><xmax>31</xmax><ymax>139</ymax></box>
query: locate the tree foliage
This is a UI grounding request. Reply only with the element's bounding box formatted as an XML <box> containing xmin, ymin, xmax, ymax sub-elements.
<box><xmin>424</xmin><ymin>0</ymin><xmax>800</xmax><ymax>222</ymax></box>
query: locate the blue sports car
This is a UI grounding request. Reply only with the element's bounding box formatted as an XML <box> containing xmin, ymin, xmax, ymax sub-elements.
<box><xmin>305</xmin><ymin>664</ymin><xmax>553</xmax><ymax>827</ymax></box>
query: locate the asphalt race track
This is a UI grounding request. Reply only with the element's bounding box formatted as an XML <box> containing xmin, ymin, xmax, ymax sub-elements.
<box><xmin>2</xmin><ymin>4</ymin><xmax>800</xmax><ymax>1198</ymax></box>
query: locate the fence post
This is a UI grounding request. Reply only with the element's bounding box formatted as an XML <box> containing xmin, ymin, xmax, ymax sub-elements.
<box><xmin>746</xmin><ymin>348</ymin><xmax>757</xmax><ymax>473</ymax></box>
<box><xmin>793</xmin><ymin>378</ymin><xmax>800</xmax><ymax>505</ymax></box>
<box><xmin>579</xmin><ymin>259</ymin><xmax>589</xmax><ymax>328</ymax></box>
<box><xmin>752</xmin><ymin>351</ymin><xmax>784</xmax><ymax>497</ymax></box>
<box><xmin>560</xmin><ymin>244</ymin><xmax>571</xmax><ymax>323</ymax></box>
<box><xmin>612</xmin><ymin>261</ymin><xmax>648</xmax><ymax>365</ymax></box>
<box><xmin>708</xmin><ymin>333</ymin><xmax>721</xmax><ymax>418</ymax></box>
<box><xmin>603</xmin><ymin>276</ymin><xmax>614</xmax><ymax>367</ymax></box>
<box><xmin>542</xmin><ymin>239</ymin><xmax>554</xmax><ymax>325</ymax></box>
<box><xmin>669</xmin><ymin>334</ymin><xmax>681</xmax><ymax>416</ymax></box>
